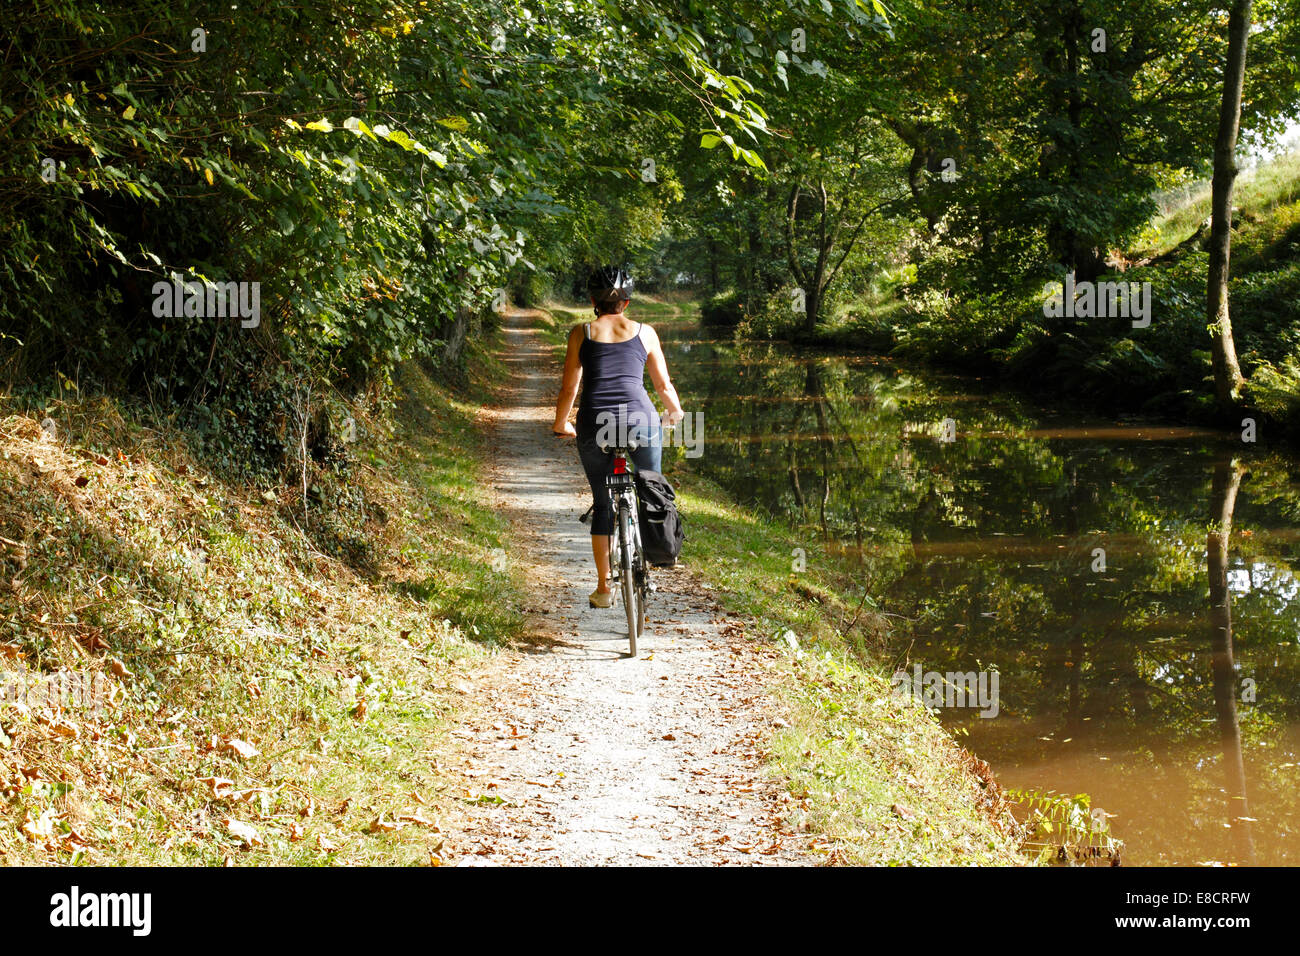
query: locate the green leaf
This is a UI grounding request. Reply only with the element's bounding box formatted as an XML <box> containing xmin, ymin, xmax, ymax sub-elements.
<box><xmin>343</xmin><ymin>116</ymin><xmax>377</xmax><ymax>141</ymax></box>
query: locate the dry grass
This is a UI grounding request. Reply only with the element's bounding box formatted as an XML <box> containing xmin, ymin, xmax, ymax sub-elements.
<box><xmin>0</xmin><ymin>349</ymin><xmax>524</xmax><ymax>865</ymax></box>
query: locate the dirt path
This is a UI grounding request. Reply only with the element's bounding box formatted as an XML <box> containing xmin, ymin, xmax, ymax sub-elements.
<box><xmin>450</xmin><ymin>309</ymin><xmax>804</xmax><ymax>866</ymax></box>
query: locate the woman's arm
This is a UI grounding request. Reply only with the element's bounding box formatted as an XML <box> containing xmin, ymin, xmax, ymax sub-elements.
<box><xmin>642</xmin><ymin>324</ymin><xmax>684</xmax><ymax>426</ymax></box>
<box><xmin>552</xmin><ymin>324</ymin><xmax>584</xmax><ymax>435</ymax></box>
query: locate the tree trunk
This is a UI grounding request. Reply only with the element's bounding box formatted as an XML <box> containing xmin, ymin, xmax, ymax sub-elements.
<box><xmin>809</xmin><ymin>181</ymin><xmax>831</xmax><ymax>333</ymax></box>
<box><xmin>443</xmin><ymin>305</ymin><xmax>471</xmax><ymax>365</ymax></box>
<box><xmin>1037</xmin><ymin>3</ymin><xmax>1109</xmax><ymax>281</ymax></box>
<box><xmin>786</xmin><ymin>181</ymin><xmax>833</xmax><ymax>335</ymax></box>
<box><xmin>1208</xmin><ymin>0</ymin><xmax>1251</xmax><ymax>405</ymax></box>
<box><xmin>803</xmin><ymin>286</ymin><xmax>821</xmax><ymax>335</ymax></box>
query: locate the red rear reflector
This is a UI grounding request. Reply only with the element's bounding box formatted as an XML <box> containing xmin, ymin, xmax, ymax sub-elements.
<box><xmin>613</xmin><ymin>457</ymin><xmax>627</xmax><ymax>474</ymax></box>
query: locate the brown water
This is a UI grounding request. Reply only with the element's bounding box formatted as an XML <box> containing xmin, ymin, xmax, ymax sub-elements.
<box><xmin>659</xmin><ymin>315</ymin><xmax>1300</xmax><ymax>866</ymax></box>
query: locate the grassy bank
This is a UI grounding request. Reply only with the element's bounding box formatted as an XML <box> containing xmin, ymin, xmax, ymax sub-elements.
<box><xmin>538</xmin><ymin>299</ymin><xmax>1025</xmax><ymax>865</ymax></box>
<box><xmin>0</xmin><ymin>342</ymin><xmax>524</xmax><ymax>865</ymax></box>
<box><xmin>669</xmin><ymin>473</ymin><xmax>1025</xmax><ymax>865</ymax></box>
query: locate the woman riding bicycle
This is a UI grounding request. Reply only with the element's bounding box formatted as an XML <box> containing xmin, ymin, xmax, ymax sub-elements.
<box><xmin>552</xmin><ymin>266</ymin><xmax>685</xmax><ymax>608</ymax></box>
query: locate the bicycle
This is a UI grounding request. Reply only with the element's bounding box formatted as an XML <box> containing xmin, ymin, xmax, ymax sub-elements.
<box><xmin>580</xmin><ymin>440</ymin><xmax>650</xmax><ymax>656</ymax></box>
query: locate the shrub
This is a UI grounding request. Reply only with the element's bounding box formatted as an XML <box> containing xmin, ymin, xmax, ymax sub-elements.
<box><xmin>1249</xmin><ymin>356</ymin><xmax>1300</xmax><ymax>430</ymax></box>
<box><xmin>700</xmin><ymin>288</ymin><xmax>745</xmax><ymax>329</ymax></box>
<box><xmin>893</xmin><ymin>287</ymin><xmax>1024</xmax><ymax>370</ymax></box>
<box><xmin>509</xmin><ymin>270</ymin><xmax>553</xmax><ymax>308</ymax></box>
<box><xmin>736</xmin><ymin>287</ymin><xmax>803</xmax><ymax>340</ymax></box>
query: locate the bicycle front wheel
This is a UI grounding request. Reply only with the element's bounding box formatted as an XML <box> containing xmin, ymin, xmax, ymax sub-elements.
<box><xmin>619</xmin><ymin>502</ymin><xmax>638</xmax><ymax>657</ymax></box>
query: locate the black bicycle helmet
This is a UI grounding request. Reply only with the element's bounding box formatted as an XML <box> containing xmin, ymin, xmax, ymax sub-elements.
<box><xmin>586</xmin><ymin>265</ymin><xmax>634</xmax><ymax>305</ymax></box>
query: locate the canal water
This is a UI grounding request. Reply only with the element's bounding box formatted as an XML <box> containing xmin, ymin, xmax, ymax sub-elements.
<box><xmin>658</xmin><ymin>311</ymin><xmax>1300</xmax><ymax>866</ymax></box>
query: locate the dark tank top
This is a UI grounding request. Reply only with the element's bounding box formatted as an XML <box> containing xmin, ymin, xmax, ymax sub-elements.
<box><xmin>576</xmin><ymin>322</ymin><xmax>658</xmax><ymax>433</ymax></box>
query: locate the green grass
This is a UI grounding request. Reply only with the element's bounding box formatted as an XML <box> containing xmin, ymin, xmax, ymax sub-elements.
<box><xmin>1143</xmin><ymin>151</ymin><xmax>1300</xmax><ymax>259</ymax></box>
<box><xmin>0</xmin><ymin>338</ymin><xmax>525</xmax><ymax>865</ymax></box>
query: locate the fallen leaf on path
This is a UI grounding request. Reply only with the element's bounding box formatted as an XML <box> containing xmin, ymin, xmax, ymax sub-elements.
<box><xmin>21</xmin><ymin>808</ymin><xmax>58</xmax><ymax>841</ymax></box>
<box><xmin>396</xmin><ymin>813</ymin><xmax>437</xmax><ymax>828</ymax></box>
<box><xmin>224</xmin><ymin>817</ymin><xmax>262</xmax><ymax>847</ymax></box>
<box><xmin>222</xmin><ymin>738</ymin><xmax>258</xmax><ymax>759</ymax></box>
<box><xmin>199</xmin><ymin>776</ymin><xmax>234</xmax><ymax>796</ymax></box>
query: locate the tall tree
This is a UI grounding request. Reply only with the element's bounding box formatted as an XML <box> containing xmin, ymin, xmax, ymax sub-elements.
<box><xmin>1207</xmin><ymin>0</ymin><xmax>1253</xmax><ymax>405</ymax></box>
<box><xmin>782</xmin><ymin>132</ymin><xmax>907</xmax><ymax>334</ymax></box>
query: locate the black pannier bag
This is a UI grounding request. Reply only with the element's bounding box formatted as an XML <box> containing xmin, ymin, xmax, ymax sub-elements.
<box><xmin>633</xmin><ymin>469</ymin><xmax>684</xmax><ymax>567</ymax></box>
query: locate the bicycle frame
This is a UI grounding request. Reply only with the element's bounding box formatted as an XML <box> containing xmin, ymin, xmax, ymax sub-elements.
<box><xmin>603</xmin><ymin>445</ymin><xmax>647</xmax><ymax>654</ymax></box>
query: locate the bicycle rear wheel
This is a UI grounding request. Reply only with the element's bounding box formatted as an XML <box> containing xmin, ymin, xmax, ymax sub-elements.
<box><xmin>619</xmin><ymin>502</ymin><xmax>638</xmax><ymax>656</ymax></box>
<box><xmin>634</xmin><ymin>539</ymin><xmax>647</xmax><ymax>641</ymax></box>
<box><xmin>635</xmin><ymin>568</ymin><xmax>645</xmax><ymax>639</ymax></box>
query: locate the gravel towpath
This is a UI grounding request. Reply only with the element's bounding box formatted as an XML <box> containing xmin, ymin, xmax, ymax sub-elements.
<box><xmin>451</xmin><ymin>309</ymin><xmax>805</xmax><ymax>866</ymax></box>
